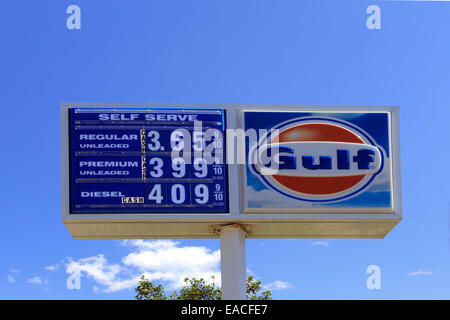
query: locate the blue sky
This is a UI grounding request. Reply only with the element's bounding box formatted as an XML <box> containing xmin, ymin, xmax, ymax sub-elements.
<box><xmin>1</xmin><ymin>0</ymin><xmax>450</xmax><ymax>299</ymax></box>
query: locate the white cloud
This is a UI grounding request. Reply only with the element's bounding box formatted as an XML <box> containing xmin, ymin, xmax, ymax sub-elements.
<box><xmin>7</xmin><ymin>275</ymin><xmax>15</xmax><ymax>283</ymax></box>
<box><xmin>311</xmin><ymin>241</ymin><xmax>329</xmax><ymax>246</ymax></box>
<box><xmin>27</xmin><ymin>276</ymin><xmax>48</xmax><ymax>285</ymax></box>
<box><xmin>8</xmin><ymin>269</ymin><xmax>20</xmax><ymax>284</ymax></box>
<box><xmin>45</xmin><ymin>264</ymin><xmax>60</xmax><ymax>272</ymax></box>
<box><xmin>408</xmin><ymin>269</ymin><xmax>435</xmax><ymax>277</ymax></box>
<box><xmin>65</xmin><ymin>254</ymin><xmax>127</xmax><ymax>293</ymax></box>
<box><xmin>246</xmin><ymin>268</ymin><xmax>256</xmax><ymax>277</ymax></box>
<box><xmin>121</xmin><ymin>240</ymin><xmax>220</xmax><ymax>290</ymax></box>
<box><xmin>264</xmin><ymin>280</ymin><xmax>293</xmax><ymax>291</ymax></box>
<box><xmin>63</xmin><ymin>240</ymin><xmax>221</xmax><ymax>293</ymax></box>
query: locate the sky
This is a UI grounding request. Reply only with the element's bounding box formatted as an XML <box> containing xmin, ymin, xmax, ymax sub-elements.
<box><xmin>0</xmin><ymin>0</ymin><xmax>450</xmax><ymax>299</ymax></box>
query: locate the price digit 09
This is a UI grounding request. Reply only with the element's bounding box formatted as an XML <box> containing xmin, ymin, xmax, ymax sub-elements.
<box><xmin>194</xmin><ymin>184</ymin><xmax>209</xmax><ymax>204</ymax></box>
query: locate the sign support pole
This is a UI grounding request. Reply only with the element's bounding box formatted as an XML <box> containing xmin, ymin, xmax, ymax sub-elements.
<box><xmin>218</xmin><ymin>224</ymin><xmax>248</xmax><ymax>300</ymax></box>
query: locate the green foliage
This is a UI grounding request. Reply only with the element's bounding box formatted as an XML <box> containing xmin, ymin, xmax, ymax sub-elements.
<box><xmin>135</xmin><ymin>275</ymin><xmax>167</xmax><ymax>300</ymax></box>
<box><xmin>173</xmin><ymin>276</ymin><xmax>221</xmax><ymax>300</ymax></box>
<box><xmin>246</xmin><ymin>276</ymin><xmax>272</xmax><ymax>300</ymax></box>
<box><xmin>135</xmin><ymin>275</ymin><xmax>272</xmax><ymax>300</ymax></box>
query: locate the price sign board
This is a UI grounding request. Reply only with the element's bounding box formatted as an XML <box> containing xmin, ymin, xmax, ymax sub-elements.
<box><xmin>69</xmin><ymin>108</ymin><xmax>228</xmax><ymax>213</ymax></box>
<box><xmin>61</xmin><ymin>104</ymin><xmax>402</xmax><ymax>239</ymax></box>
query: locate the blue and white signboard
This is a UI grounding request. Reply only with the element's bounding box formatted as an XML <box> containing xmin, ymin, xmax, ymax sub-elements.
<box><xmin>61</xmin><ymin>104</ymin><xmax>401</xmax><ymax>239</ymax></box>
<box><xmin>69</xmin><ymin>108</ymin><xmax>228</xmax><ymax>213</ymax></box>
<box><xmin>243</xmin><ymin>111</ymin><xmax>393</xmax><ymax>213</ymax></box>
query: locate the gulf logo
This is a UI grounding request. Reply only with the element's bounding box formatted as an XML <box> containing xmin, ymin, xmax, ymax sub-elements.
<box><xmin>249</xmin><ymin>117</ymin><xmax>385</xmax><ymax>202</ymax></box>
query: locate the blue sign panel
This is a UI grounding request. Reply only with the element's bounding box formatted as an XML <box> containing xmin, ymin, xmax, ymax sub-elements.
<box><xmin>69</xmin><ymin>108</ymin><xmax>228</xmax><ymax>213</ymax></box>
<box><xmin>243</xmin><ymin>111</ymin><xmax>393</xmax><ymax>212</ymax></box>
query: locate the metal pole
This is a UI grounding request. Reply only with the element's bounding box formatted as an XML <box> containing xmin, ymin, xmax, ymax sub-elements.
<box><xmin>219</xmin><ymin>225</ymin><xmax>247</xmax><ymax>300</ymax></box>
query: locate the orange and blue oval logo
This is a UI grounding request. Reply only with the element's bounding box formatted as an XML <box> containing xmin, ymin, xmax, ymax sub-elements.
<box><xmin>248</xmin><ymin>117</ymin><xmax>385</xmax><ymax>202</ymax></box>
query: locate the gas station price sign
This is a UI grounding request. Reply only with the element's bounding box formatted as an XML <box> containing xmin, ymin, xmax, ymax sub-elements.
<box><xmin>69</xmin><ymin>108</ymin><xmax>228</xmax><ymax>214</ymax></box>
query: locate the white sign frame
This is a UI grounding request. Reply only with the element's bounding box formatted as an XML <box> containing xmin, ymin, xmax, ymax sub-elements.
<box><xmin>61</xmin><ymin>103</ymin><xmax>402</xmax><ymax>239</ymax></box>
